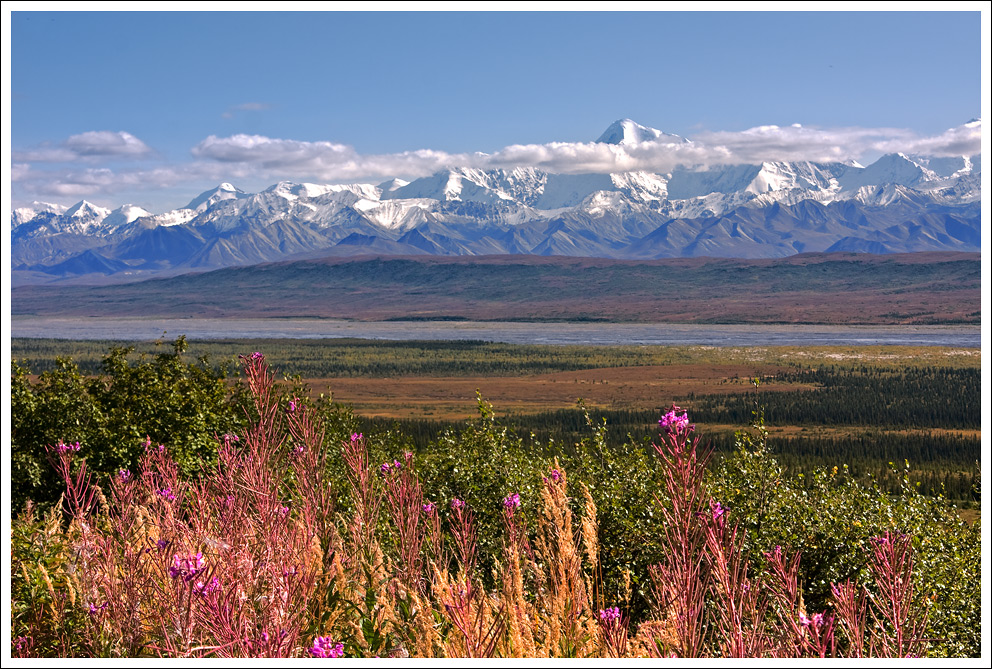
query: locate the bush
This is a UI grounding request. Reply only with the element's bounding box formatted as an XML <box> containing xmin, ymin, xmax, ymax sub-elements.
<box><xmin>11</xmin><ymin>337</ymin><xmax>243</xmax><ymax>513</ymax></box>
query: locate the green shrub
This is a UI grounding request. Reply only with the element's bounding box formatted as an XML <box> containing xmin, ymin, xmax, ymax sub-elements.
<box><xmin>11</xmin><ymin>336</ymin><xmax>243</xmax><ymax>513</ymax></box>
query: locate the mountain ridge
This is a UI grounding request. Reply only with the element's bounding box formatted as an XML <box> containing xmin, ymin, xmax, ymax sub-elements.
<box><xmin>11</xmin><ymin>251</ymin><xmax>980</xmax><ymax>325</ymax></box>
<box><xmin>10</xmin><ymin>119</ymin><xmax>982</xmax><ymax>285</ymax></box>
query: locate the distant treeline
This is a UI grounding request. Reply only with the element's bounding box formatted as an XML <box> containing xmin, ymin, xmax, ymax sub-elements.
<box><xmin>11</xmin><ymin>337</ymin><xmax>719</xmax><ymax>378</ymax></box>
<box><xmin>692</xmin><ymin>367</ymin><xmax>980</xmax><ymax>429</ymax></box>
<box><xmin>12</xmin><ymin>338</ymin><xmax>980</xmax><ymax>379</ymax></box>
<box><xmin>353</xmin><ymin>363</ymin><xmax>981</xmax><ymax>503</ymax></box>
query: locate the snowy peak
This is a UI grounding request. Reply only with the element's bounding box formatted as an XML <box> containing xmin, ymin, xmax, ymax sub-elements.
<box><xmin>745</xmin><ymin>161</ymin><xmax>847</xmax><ymax>195</ymax></box>
<box><xmin>378</xmin><ymin>178</ymin><xmax>410</xmax><ymax>194</ymax></box>
<box><xmin>102</xmin><ymin>204</ymin><xmax>153</xmax><ymax>230</ymax></box>
<box><xmin>12</xmin><ymin>201</ymin><xmax>66</xmax><ymax>226</ymax></box>
<box><xmin>184</xmin><ymin>183</ymin><xmax>249</xmax><ymax>213</ymax></box>
<box><xmin>65</xmin><ymin>200</ymin><xmax>111</xmax><ymax>221</ymax></box>
<box><xmin>56</xmin><ymin>200</ymin><xmax>113</xmax><ymax>233</ymax></box>
<box><xmin>838</xmin><ymin>153</ymin><xmax>938</xmax><ymax>192</ymax></box>
<box><xmin>263</xmin><ymin>181</ymin><xmax>343</xmax><ymax>201</ymax></box>
<box><xmin>597</xmin><ymin>119</ymin><xmax>689</xmax><ymax>145</ymax></box>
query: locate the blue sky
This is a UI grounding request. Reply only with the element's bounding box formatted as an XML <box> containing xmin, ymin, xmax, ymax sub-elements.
<box><xmin>5</xmin><ymin>6</ymin><xmax>987</xmax><ymax>213</ymax></box>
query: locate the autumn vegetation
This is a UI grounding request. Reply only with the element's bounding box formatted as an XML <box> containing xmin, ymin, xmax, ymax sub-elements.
<box><xmin>10</xmin><ymin>344</ymin><xmax>980</xmax><ymax>657</ymax></box>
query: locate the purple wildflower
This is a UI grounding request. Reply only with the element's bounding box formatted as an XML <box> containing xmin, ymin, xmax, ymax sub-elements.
<box><xmin>118</xmin><ymin>469</ymin><xmax>132</xmax><ymax>483</ymax></box>
<box><xmin>88</xmin><ymin>602</ymin><xmax>108</xmax><ymax>615</ymax></box>
<box><xmin>169</xmin><ymin>552</ymin><xmax>205</xmax><ymax>581</ymax></box>
<box><xmin>250</xmin><ymin>352</ymin><xmax>264</xmax><ymax>361</ymax></box>
<box><xmin>195</xmin><ymin>576</ymin><xmax>221</xmax><ymax>596</ymax></box>
<box><xmin>379</xmin><ymin>459</ymin><xmax>403</xmax><ymax>476</ymax></box>
<box><xmin>599</xmin><ymin>606</ymin><xmax>621</xmax><ymax>622</ymax></box>
<box><xmin>451</xmin><ymin>498</ymin><xmax>466</xmax><ymax>510</ymax></box>
<box><xmin>310</xmin><ymin>637</ymin><xmax>344</xmax><ymax>658</ymax></box>
<box><xmin>55</xmin><ymin>439</ymin><xmax>81</xmax><ymax>454</ymax></box>
<box><xmin>156</xmin><ymin>538</ymin><xmax>170</xmax><ymax>551</ymax></box>
<box><xmin>288</xmin><ymin>399</ymin><xmax>298</xmax><ymax>414</ymax></box>
<box><xmin>422</xmin><ymin>501</ymin><xmax>436</xmax><ymax>514</ymax></box>
<box><xmin>800</xmin><ymin>612</ymin><xmax>826</xmax><ymax>629</ymax></box>
<box><xmin>659</xmin><ymin>407</ymin><xmax>692</xmax><ymax>433</ymax></box>
<box><xmin>503</xmin><ymin>493</ymin><xmax>521</xmax><ymax>510</ymax></box>
<box><xmin>156</xmin><ymin>486</ymin><xmax>176</xmax><ymax>502</ymax></box>
<box><xmin>350</xmin><ymin>432</ymin><xmax>363</xmax><ymax>442</ymax></box>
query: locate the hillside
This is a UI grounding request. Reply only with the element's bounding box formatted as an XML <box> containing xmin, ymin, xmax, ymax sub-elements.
<box><xmin>10</xmin><ymin>252</ymin><xmax>981</xmax><ymax>324</ymax></box>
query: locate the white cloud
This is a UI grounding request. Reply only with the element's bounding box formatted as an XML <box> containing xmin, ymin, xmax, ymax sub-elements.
<box><xmin>192</xmin><ymin>134</ymin><xmax>357</xmax><ymax>167</ymax></box>
<box><xmin>187</xmin><ymin>120</ymin><xmax>981</xmax><ymax>182</ymax></box>
<box><xmin>13</xmin><ymin>130</ymin><xmax>153</xmax><ymax>163</ymax></box>
<box><xmin>64</xmin><ymin>130</ymin><xmax>152</xmax><ymax>157</ymax></box>
<box><xmin>11</xmin><ymin>162</ymin><xmax>235</xmax><ymax>204</ymax></box>
<box><xmin>867</xmin><ymin>122</ymin><xmax>982</xmax><ymax>158</ymax></box>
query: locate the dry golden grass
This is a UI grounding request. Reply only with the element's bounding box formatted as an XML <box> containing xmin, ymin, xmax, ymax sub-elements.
<box><xmin>309</xmin><ymin>363</ymin><xmax>810</xmax><ymax>420</ymax></box>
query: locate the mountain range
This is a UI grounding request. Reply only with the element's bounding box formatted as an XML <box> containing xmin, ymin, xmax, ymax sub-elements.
<box><xmin>10</xmin><ymin>119</ymin><xmax>982</xmax><ymax>285</ymax></box>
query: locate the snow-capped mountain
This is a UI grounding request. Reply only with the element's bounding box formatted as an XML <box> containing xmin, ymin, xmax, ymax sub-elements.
<box><xmin>597</xmin><ymin>118</ymin><xmax>690</xmax><ymax>145</ymax></box>
<box><xmin>10</xmin><ymin>119</ymin><xmax>981</xmax><ymax>283</ymax></box>
<box><xmin>12</xmin><ymin>201</ymin><xmax>67</xmax><ymax>227</ymax></box>
<box><xmin>184</xmin><ymin>182</ymin><xmax>250</xmax><ymax>214</ymax></box>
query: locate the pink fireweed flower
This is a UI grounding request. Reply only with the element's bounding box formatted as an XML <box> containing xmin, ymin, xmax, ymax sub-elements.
<box><xmin>451</xmin><ymin>498</ymin><xmax>466</xmax><ymax>510</ymax></box>
<box><xmin>350</xmin><ymin>432</ymin><xmax>363</xmax><ymax>442</ymax></box>
<box><xmin>156</xmin><ymin>486</ymin><xmax>176</xmax><ymax>502</ymax></box>
<box><xmin>659</xmin><ymin>406</ymin><xmax>692</xmax><ymax>433</ymax></box>
<box><xmin>195</xmin><ymin>576</ymin><xmax>221</xmax><ymax>596</ymax></box>
<box><xmin>310</xmin><ymin>637</ymin><xmax>344</xmax><ymax>658</ymax></box>
<box><xmin>599</xmin><ymin>606</ymin><xmax>621</xmax><ymax>623</ymax></box>
<box><xmin>422</xmin><ymin>501</ymin><xmax>436</xmax><ymax>514</ymax></box>
<box><xmin>379</xmin><ymin>459</ymin><xmax>402</xmax><ymax>476</ymax></box>
<box><xmin>287</xmin><ymin>399</ymin><xmax>298</xmax><ymax>414</ymax></box>
<box><xmin>142</xmin><ymin>435</ymin><xmax>152</xmax><ymax>449</ymax></box>
<box><xmin>169</xmin><ymin>552</ymin><xmax>205</xmax><ymax>581</ymax></box>
<box><xmin>118</xmin><ymin>469</ymin><xmax>132</xmax><ymax>483</ymax></box>
<box><xmin>250</xmin><ymin>352</ymin><xmax>264</xmax><ymax>361</ymax></box>
<box><xmin>88</xmin><ymin>602</ymin><xmax>108</xmax><ymax>615</ymax></box>
<box><xmin>503</xmin><ymin>493</ymin><xmax>521</xmax><ymax>510</ymax></box>
<box><xmin>55</xmin><ymin>439</ymin><xmax>81</xmax><ymax>454</ymax></box>
<box><xmin>800</xmin><ymin>612</ymin><xmax>826</xmax><ymax>629</ymax></box>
